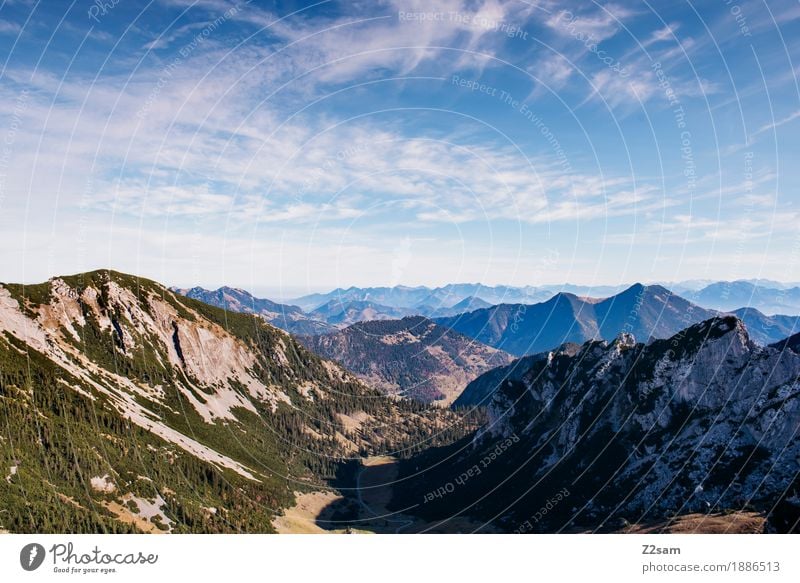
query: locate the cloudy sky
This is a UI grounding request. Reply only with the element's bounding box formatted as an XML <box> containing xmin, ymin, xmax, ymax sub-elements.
<box><xmin>0</xmin><ymin>0</ymin><xmax>798</xmax><ymax>296</ymax></box>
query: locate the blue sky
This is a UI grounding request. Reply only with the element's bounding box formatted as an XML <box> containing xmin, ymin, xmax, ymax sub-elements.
<box><xmin>0</xmin><ymin>0</ymin><xmax>799</xmax><ymax>296</ymax></box>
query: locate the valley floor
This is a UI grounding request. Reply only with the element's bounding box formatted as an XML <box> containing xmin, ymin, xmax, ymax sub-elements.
<box><xmin>273</xmin><ymin>456</ymin><xmax>769</xmax><ymax>534</ymax></box>
<box><xmin>272</xmin><ymin>456</ymin><xmax>496</xmax><ymax>534</ymax></box>
<box><xmin>272</xmin><ymin>491</ymin><xmax>354</xmax><ymax>534</ymax></box>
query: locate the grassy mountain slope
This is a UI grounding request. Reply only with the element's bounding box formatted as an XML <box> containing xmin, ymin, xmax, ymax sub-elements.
<box><xmin>0</xmin><ymin>270</ymin><xmax>473</xmax><ymax>533</ymax></box>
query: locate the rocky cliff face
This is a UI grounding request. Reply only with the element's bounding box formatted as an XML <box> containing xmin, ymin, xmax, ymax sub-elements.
<box><xmin>393</xmin><ymin>316</ymin><xmax>800</xmax><ymax>532</ymax></box>
<box><xmin>0</xmin><ymin>271</ymin><xmax>470</xmax><ymax>533</ymax></box>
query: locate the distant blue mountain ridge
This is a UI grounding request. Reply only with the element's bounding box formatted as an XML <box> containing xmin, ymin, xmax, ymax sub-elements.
<box><xmin>174</xmin><ymin>281</ymin><xmax>800</xmax><ymax>354</ymax></box>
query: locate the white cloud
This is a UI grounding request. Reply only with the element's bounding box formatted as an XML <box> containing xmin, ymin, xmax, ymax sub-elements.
<box><xmin>531</xmin><ymin>53</ymin><xmax>574</xmax><ymax>92</ymax></box>
<box><xmin>611</xmin><ymin>209</ymin><xmax>800</xmax><ymax>246</ymax></box>
<box><xmin>583</xmin><ymin>68</ymin><xmax>655</xmax><ymax>107</ymax></box>
<box><xmin>0</xmin><ymin>54</ymin><xmax>652</xmax><ymax>231</ymax></box>
<box><xmin>0</xmin><ymin>19</ymin><xmax>21</xmax><ymax>34</ymax></box>
<box><xmin>750</xmin><ymin>109</ymin><xmax>800</xmax><ymax>140</ymax></box>
<box><xmin>644</xmin><ymin>23</ymin><xmax>680</xmax><ymax>47</ymax></box>
<box><xmin>546</xmin><ymin>3</ymin><xmax>636</xmax><ymax>40</ymax></box>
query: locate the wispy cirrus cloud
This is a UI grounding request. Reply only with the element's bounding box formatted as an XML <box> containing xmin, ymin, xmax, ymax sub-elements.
<box><xmin>1</xmin><ymin>0</ymin><xmax>797</xmax><ymax>287</ymax></box>
<box><xmin>0</xmin><ymin>0</ymin><xmax>652</xmax><ymax>232</ymax></box>
<box><xmin>750</xmin><ymin>109</ymin><xmax>800</xmax><ymax>139</ymax></box>
<box><xmin>545</xmin><ymin>3</ymin><xmax>636</xmax><ymax>42</ymax></box>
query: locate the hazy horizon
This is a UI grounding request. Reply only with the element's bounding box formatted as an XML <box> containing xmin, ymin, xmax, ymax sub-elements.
<box><xmin>3</xmin><ymin>265</ymin><xmax>800</xmax><ymax>303</ymax></box>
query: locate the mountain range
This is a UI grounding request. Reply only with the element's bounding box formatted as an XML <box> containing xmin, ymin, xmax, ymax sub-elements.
<box><xmin>434</xmin><ymin>284</ymin><xmax>718</xmax><ymax>356</ymax></box>
<box><xmin>729</xmin><ymin>307</ymin><xmax>800</xmax><ymax>346</ymax></box>
<box><xmin>4</xmin><ymin>270</ymin><xmax>800</xmax><ymax>534</ymax></box>
<box><xmin>172</xmin><ymin>286</ymin><xmax>505</xmax><ymax>331</ymax></box>
<box><xmin>288</xmin><ymin>280</ymin><xmax>800</xmax><ymax>316</ymax></box>
<box><xmin>298</xmin><ymin>316</ymin><xmax>513</xmax><ymax>405</ymax></box>
<box><xmin>308</xmin><ymin>299</ymin><xmax>417</xmax><ymax>326</ymax></box>
<box><xmin>0</xmin><ymin>271</ymin><xmax>474</xmax><ymax>533</ymax></box>
<box><xmin>288</xmin><ymin>283</ymin><xmax>630</xmax><ymax>312</ymax></box>
<box><xmin>390</xmin><ymin>317</ymin><xmax>800</xmax><ymax>532</ymax></box>
<box><xmin>173</xmin><ymin>286</ymin><xmax>336</xmax><ymax>336</ymax></box>
<box><xmin>173</xmin><ymin>284</ymin><xmax>799</xmax><ymax>399</ymax></box>
<box><xmin>683</xmin><ymin>281</ymin><xmax>800</xmax><ymax>315</ymax></box>
<box><xmin>177</xmin><ymin>281</ymin><xmax>800</xmax><ymax>344</ymax></box>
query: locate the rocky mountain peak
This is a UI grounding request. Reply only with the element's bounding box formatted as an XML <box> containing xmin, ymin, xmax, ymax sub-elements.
<box><xmin>613</xmin><ymin>331</ymin><xmax>637</xmax><ymax>349</ymax></box>
<box><xmin>676</xmin><ymin>315</ymin><xmax>754</xmax><ymax>355</ymax></box>
<box><xmin>401</xmin><ymin>315</ymin><xmax>800</xmax><ymax>532</ymax></box>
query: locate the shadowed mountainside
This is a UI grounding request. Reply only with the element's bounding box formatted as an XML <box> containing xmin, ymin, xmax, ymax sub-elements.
<box><xmin>299</xmin><ymin>316</ymin><xmax>514</xmax><ymax>404</ymax></box>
